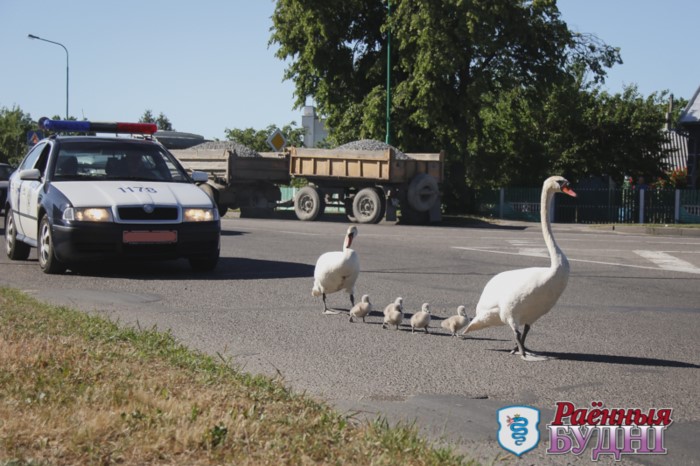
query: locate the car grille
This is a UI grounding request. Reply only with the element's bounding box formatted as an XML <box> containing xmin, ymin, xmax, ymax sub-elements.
<box><xmin>118</xmin><ymin>206</ymin><xmax>178</xmax><ymax>221</ymax></box>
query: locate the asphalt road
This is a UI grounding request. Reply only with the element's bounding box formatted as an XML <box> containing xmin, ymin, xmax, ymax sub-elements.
<box><xmin>1</xmin><ymin>214</ymin><xmax>698</xmax><ymax>465</ymax></box>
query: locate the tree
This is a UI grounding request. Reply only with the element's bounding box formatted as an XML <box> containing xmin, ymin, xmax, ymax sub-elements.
<box><xmin>270</xmin><ymin>0</ymin><xmax>620</xmax><ymax>210</ymax></box>
<box><xmin>474</xmin><ymin>82</ymin><xmax>672</xmax><ymax>188</ymax></box>
<box><xmin>140</xmin><ymin>110</ymin><xmax>174</xmax><ymax>131</ymax></box>
<box><xmin>0</xmin><ymin>106</ymin><xmax>34</xmax><ymax>165</ymax></box>
<box><xmin>224</xmin><ymin>123</ymin><xmax>305</xmax><ymax>152</ymax></box>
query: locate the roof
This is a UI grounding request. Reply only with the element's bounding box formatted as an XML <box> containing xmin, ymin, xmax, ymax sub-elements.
<box><xmin>679</xmin><ymin>84</ymin><xmax>700</xmax><ymax>126</ymax></box>
<box><xmin>661</xmin><ymin>129</ymin><xmax>688</xmax><ymax>171</ymax></box>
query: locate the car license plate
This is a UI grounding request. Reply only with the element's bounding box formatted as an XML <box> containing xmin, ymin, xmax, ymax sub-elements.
<box><xmin>123</xmin><ymin>230</ymin><xmax>177</xmax><ymax>244</ymax></box>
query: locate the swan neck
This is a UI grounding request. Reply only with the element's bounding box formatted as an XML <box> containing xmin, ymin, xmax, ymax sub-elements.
<box><xmin>541</xmin><ymin>188</ymin><xmax>564</xmax><ymax>269</ymax></box>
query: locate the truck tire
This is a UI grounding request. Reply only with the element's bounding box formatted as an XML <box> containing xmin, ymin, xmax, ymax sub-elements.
<box><xmin>294</xmin><ymin>186</ymin><xmax>325</xmax><ymax>221</ymax></box>
<box><xmin>352</xmin><ymin>188</ymin><xmax>384</xmax><ymax>224</ymax></box>
<box><xmin>407</xmin><ymin>174</ymin><xmax>439</xmax><ymax>212</ymax></box>
<box><xmin>344</xmin><ymin>197</ymin><xmax>357</xmax><ymax>222</ymax></box>
<box><xmin>199</xmin><ymin>183</ymin><xmax>228</xmax><ymax>217</ymax></box>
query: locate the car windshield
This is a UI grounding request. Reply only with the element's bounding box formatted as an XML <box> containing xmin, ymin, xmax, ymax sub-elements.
<box><xmin>53</xmin><ymin>141</ymin><xmax>190</xmax><ymax>182</ymax></box>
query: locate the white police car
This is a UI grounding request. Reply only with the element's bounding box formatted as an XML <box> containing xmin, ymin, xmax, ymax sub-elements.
<box><xmin>4</xmin><ymin>118</ymin><xmax>220</xmax><ymax>274</ymax></box>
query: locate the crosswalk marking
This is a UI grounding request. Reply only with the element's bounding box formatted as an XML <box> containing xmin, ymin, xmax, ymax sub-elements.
<box><xmin>634</xmin><ymin>250</ymin><xmax>700</xmax><ymax>274</ymax></box>
<box><xmin>451</xmin><ymin>246</ymin><xmax>700</xmax><ymax>274</ymax></box>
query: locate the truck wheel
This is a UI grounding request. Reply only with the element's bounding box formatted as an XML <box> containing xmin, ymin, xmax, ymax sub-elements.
<box><xmin>199</xmin><ymin>183</ymin><xmax>228</xmax><ymax>217</ymax></box>
<box><xmin>344</xmin><ymin>197</ymin><xmax>357</xmax><ymax>222</ymax></box>
<box><xmin>294</xmin><ymin>186</ymin><xmax>325</xmax><ymax>221</ymax></box>
<box><xmin>38</xmin><ymin>215</ymin><xmax>67</xmax><ymax>274</ymax></box>
<box><xmin>407</xmin><ymin>174</ymin><xmax>439</xmax><ymax>212</ymax></box>
<box><xmin>352</xmin><ymin>188</ymin><xmax>384</xmax><ymax>224</ymax></box>
<box><xmin>5</xmin><ymin>209</ymin><xmax>31</xmax><ymax>260</ymax></box>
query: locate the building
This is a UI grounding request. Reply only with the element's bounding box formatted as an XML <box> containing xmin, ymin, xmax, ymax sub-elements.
<box><xmin>678</xmin><ymin>86</ymin><xmax>700</xmax><ymax>188</ymax></box>
<box><xmin>301</xmin><ymin>106</ymin><xmax>328</xmax><ymax>148</ymax></box>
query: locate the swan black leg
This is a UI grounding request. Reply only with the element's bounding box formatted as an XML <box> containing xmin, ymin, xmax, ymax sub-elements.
<box><xmin>350</xmin><ymin>293</ymin><xmax>355</xmax><ymax>308</ymax></box>
<box><xmin>510</xmin><ymin>323</ymin><xmax>547</xmax><ymax>361</ymax></box>
<box><xmin>322</xmin><ymin>293</ymin><xmax>341</xmax><ymax>315</ymax></box>
<box><xmin>510</xmin><ymin>324</ymin><xmax>532</xmax><ymax>354</ymax></box>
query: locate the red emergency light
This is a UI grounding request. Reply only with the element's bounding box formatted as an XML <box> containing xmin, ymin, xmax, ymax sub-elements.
<box><xmin>39</xmin><ymin>117</ymin><xmax>158</xmax><ymax>135</ymax></box>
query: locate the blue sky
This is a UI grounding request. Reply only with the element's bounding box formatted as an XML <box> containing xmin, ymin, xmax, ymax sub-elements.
<box><xmin>1</xmin><ymin>0</ymin><xmax>698</xmax><ymax>140</ymax></box>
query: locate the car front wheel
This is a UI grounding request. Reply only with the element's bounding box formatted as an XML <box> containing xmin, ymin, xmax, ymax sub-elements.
<box><xmin>5</xmin><ymin>209</ymin><xmax>31</xmax><ymax>260</ymax></box>
<box><xmin>38</xmin><ymin>215</ymin><xmax>66</xmax><ymax>274</ymax></box>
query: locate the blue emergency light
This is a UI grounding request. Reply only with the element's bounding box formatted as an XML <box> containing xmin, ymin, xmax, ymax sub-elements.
<box><xmin>38</xmin><ymin>117</ymin><xmax>158</xmax><ymax>135</ymax></box>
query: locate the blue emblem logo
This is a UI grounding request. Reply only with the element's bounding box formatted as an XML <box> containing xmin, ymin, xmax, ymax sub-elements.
<box><xmin>497</xmin><ymin>405</ymin><xmax>540</xmax><ymax>457</ymax></box>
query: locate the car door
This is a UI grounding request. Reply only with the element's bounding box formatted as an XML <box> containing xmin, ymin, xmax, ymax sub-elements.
<box><xmin>16</xmin><ymin>142</ymin><xmax>51</xmax><ymax>239</ymax></box>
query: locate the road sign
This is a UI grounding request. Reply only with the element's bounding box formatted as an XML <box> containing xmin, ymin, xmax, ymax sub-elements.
<box><xmin>266</xmin><ymin>128</ymin><xmax>287</xmax><ymax>152</ymax></box>
<box><xmin>27</xmin><ymin>131</ymin><xmax>44</xmax><ymax>146</ymax></box>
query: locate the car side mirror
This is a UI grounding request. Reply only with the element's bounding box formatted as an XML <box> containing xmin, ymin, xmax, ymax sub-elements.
<box><xmin>19</xmin><ymin>169</ymin><xmax>42</xmax><ymax>181</ymax></box>
<box><xmin>191</xmin><ymin>171</ymin><xmax>209</xmax><ymax>183</ymax></box>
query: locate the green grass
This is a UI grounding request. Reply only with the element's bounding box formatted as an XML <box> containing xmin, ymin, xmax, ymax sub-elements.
<box><xmin>0</xmin><ymin>287</ymin><xmax>477</xmax><ymax>465</ymax></box>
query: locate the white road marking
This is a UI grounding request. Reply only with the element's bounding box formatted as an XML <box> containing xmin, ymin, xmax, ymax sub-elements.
<box><xmin>634</xmin><ymin>250</ymin><xmax>700</xmax><ymax>273</ymax></box>
<box><xmin>517</xmin><ymin>248</ymin><xmax>549</xmax><ymax>258</ymax></box>
<box><xmin>451</xmin><ymin>246</ymin><xmax>700</xmax><ymax>274</ymax></box>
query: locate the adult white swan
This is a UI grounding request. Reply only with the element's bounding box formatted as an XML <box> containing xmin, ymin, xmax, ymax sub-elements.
<box><xmin>312</xmin><ymin>225</ymin><xmax>360</xmax><ymax>314</ymax></box>
<box><xmin>463</xmin><ymin>176</ymin><xmax>576</xmax><ymax>361</ymax></box>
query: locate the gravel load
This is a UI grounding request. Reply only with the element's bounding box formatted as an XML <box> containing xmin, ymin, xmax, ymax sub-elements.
<box><xmin>336</xmin><ymin>139</ymin><xmax>407</xmax><ymax>159</ymax></box>
<box><xmin>190</xmin><ymin>140</ymin><xmax>261</xmax><ymax>158</ymax></box>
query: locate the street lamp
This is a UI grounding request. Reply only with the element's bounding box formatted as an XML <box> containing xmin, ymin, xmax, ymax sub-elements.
<box><xmin>385</xmin><ymin>0</ymin><xmax>391</xmax><ymax>145</ymax></box>
<box><xmin>28</xmin><ymin>34</ymin><xmax>69</xmax><ymax>119</ymax></box>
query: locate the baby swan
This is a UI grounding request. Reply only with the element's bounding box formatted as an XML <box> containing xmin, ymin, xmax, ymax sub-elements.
<box><xmin>382</xmin><ymin>297</ymin><xmax>404</xmax><ymax>330</ymax></box>
<box><xmin>410</xmin><ymin>303</ymin><xmax>431</xmax><ymax>334</ymax></box>
<box><xmin>441</xmin><ymin>305</ymin><xmax>470</xmax><ymax>337</ymax></box>
<box><xmin>349</xmin><ymin>294</ymin><xmax>373</xmax><ymax>323</ymax></box>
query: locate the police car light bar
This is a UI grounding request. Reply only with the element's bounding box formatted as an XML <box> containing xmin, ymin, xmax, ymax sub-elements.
<box><xmin>39</xmin><ymin>117</ymin><xmax>158</xmax><ymax>135</ymax></box>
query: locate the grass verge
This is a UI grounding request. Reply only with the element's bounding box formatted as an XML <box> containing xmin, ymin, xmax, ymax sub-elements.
<box><xmin>0</xmin><ymin>287</ymin><xmax>475</xmax><ymax>465</ymax></box>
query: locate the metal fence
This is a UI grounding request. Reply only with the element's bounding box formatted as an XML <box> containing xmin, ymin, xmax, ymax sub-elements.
<box><xmin>475</xmin><ymin>187</ymin><xmax>700</xmax><ymax>224</ymax></box>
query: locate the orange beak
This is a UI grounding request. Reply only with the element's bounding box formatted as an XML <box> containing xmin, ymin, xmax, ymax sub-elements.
<box><xmin>562</xmin><ymin>185</ymin><xmax>577</xmax><ymax>197</ymax></box>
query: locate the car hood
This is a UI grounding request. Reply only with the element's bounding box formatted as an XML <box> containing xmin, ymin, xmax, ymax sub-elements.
<box><xmin>53</xmin><ymin>181</ymin><xmax>213</xmax><ymax>208</ymax></box>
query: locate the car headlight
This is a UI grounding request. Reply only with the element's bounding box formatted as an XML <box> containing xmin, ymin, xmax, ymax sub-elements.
<box><xmin>63</xmin><ymin>207</ymin><xmax>114</xmax><ymax>222</ymax></box>
<box><xmin>183</xmin><ymin>207</ymin><xmax>216</xmax><ymax>222</ymax></box>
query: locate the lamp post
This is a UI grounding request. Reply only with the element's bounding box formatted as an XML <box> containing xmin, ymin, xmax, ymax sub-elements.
<box><xmin>28</xmin><ymin>34</ymin><xmax>69</xmax><ymax>119</ymax></box>
<box><xmin>385</xmin><ymin>0</ymin><xmax>391</xmax><ymax>145</ymax></box>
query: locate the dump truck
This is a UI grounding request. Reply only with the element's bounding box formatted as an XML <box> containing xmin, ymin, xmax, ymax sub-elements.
<box><xmin>169</xmin><ymin>142</ymin><xmax>443</xmax><ymax>224</ymax></box>
<box><xmin>288</xmin><ymin>146</ymin><xmax>443</xmax><ymax>224</ymax></box>
<box><xmin>170</xmin><ymin>145</ymin><xmax>290</xmax><ymax>218</ymax></box>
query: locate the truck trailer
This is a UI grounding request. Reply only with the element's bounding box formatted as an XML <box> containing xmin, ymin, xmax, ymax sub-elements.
<box><xmin>169</xmin><ymin>141</ymin><xmax>443</xmax><ymax>224</ymax></box>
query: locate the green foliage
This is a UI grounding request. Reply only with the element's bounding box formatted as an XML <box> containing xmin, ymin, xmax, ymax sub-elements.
<box><xmin>0</xmin><ymin>105</ymin><xmax>35</xmax><ymax>165</ymax></box>
<box><xmin>224</xmin><ymin>123</ymin><xmax>305</xmax><ymax>152</ymax></box>
<box><xmin>270</xmin><ymin>0</ymin><xmax>624</xmax><ymax>211</ymax></box>
<box><xmin>140</xmin><ymin>109</ymin><xmax>174</xmax><ymax>131</ymax></box>
<box><xmin>474</xmin><ymin>82</ymin><xmax>672</xmax><ymax>188</ymax></box>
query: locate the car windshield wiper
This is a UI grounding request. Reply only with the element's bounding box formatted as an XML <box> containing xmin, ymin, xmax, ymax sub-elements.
<box><xmin>54</xmin><ymin>174</ymin><xmax>89</xmax><ymax>180</ymax></box>
<box><xmin>124</xmin><ymin>176</ymin><xmax>161</xmax><ymax>181</ymax></box>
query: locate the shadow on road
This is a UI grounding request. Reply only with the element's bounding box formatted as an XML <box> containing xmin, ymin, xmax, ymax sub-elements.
<box><xmin>491</xmin><ymin>349</ymin><xmax>700</xmax><ymax>368</ymax></box>
<box><xmin>64</xmin><ymin>257</ymin><xmax>314</xmax><ymax>281</ymax></box>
